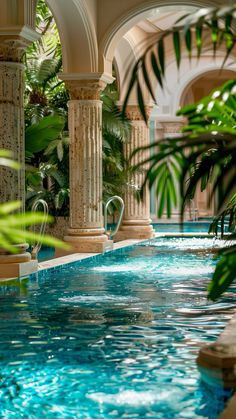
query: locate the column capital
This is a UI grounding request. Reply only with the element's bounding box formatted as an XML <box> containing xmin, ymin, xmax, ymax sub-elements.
<box><xmin>125</xmin><ymin>105</ymin><xmax>153</xmax><ymax>122</ymax></box>
<box><xmin>65</xmin><ymin>79</ymin><xmax>106</xmax><ymax>100</ymax></box>
<box><xmin>59</xmin><ymin>72</ymin><xmax>114</xmax><ymax>100</ymax></box>
<box><xmin>0</xmin><ymin>30</ymin><xmax>39</xmax><ymax>62</ymax></box>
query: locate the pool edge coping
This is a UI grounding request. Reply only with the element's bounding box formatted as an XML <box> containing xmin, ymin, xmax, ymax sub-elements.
<box><xmin>38</xmin><ymin>239</ymin><xmax>145</xmax><ymax>273</ymax></box>
<box><xmin>38</xmin><ymin>233</ymin><xmax>219</xmax><ymax>272</ymax></box>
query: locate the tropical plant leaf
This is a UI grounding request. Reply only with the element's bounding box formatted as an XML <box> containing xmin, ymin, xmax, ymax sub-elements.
<box><xmin>151</xmin><ymin>52</ymin><xmax>163</xmax><ymax>88</ymax></box>
<box><xmin>26</xmin><ymin>115</ymin><xmax>65</xmax><ymax>154</ymax></box>
<box><xmin>196</xmin><ymin>24</ymin><xmax>203</xmax><ymax>58</ymax></box>
<box><xmin>0</xmin><ymin>201</ymin><xmax>22</xmax><ymax>215</ymax></box>
<box><xmin>0</xmin><ymin>201</ymin><xmax>69</xmax><ymax>253</ymax></box>
<box><xmin>173</xmin><ymin>31</ymin><xmax>181</xmax><ymax>68</ymax></box>
<box><xmin>142</xmin><ymin>59</ymin><xmax>156</xmax><ymax>103</ymax></box>
<box><xmin>184</xmin><ymin>28</ymin><xmax>192</xmax><ymax>59</ymax></box>
<box><xmin>137</xmin><ymin>81</ymin><xmax>147</xmax><ymax>124</ymax></box>
<box><xmin>0</xmin><ymin>150</ymin><xmax>21</xmax><ymax>170</ymax></box>
<box><xmin>208</xmin><ymin>245</ymin><xmax>236</xmax><ymax>300</ymax></box>
<box><xmin>158</xmin><ymin>38</ymin><xmax>165</xmax><ymax>76</ymax></box>
<box><xmin>123</xmin><ymin>5</ymin><xmax>236</xmax><ymax>110</ymax></box>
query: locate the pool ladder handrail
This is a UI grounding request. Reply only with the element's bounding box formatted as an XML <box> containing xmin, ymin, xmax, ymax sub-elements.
<box><xmin>189</xmin><ymin>199</ymin><xmax>198</xmax><ymax>221</ymax></box>
<box><xmin>31</xmin><ymin>199</ymin><xmax>49</xmax><ymax>259</ymax></box>
<box><xmin>104</xmin><ymin>195</ymin><xmax>125</xmax><ymax>239</ymax></box>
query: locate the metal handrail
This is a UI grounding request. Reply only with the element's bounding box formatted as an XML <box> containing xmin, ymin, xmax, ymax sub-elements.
<box><xmin>189</xmin><ymin>199</ymin><xmax>198</xmax><ymax>221</ymax></box>
<box><xmin>31</xmin><ymin>199</ymin><xmax>49</xmax><ymax>259</ymax></box>
<box><xmin>104</xmin><ymin>196</ymin><xmax>125</xmax><ymax>239</ymax></box>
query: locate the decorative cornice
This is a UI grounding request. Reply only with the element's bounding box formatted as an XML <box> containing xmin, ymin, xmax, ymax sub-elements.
<box><xmin>0</xmin><ymin>26</ymin><xmax>40</xmax><ymax>43</ymax></box>
<box><xmin>59</xmin><ymin>72</ymin><xmax>114</xmax><ymax>85</ymax></box>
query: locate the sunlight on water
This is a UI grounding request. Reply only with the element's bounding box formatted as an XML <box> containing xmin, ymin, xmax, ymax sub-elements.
<box><xmin>59</xmin><ymin>295</ymin><xmax>140</xmax><ymax>304</ymax></box>
<box><xmin>88</xmin><ymin>388</ymin><xmax>185</xmax><ymax>407</ymax></box>
<box><xmin>91</xmin><ymin>263</ymin><xmax>150</xmax><ymax>273</ymax></box>
<box><xmin>148</xmin><ymin>237</ymin><xmax>230</xmax><ymax>250</ymax></box>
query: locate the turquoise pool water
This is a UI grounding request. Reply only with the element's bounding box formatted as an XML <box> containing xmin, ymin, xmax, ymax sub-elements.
<box><xmin>0</xmin><ymin>237</ymin><xmax>234</xmax><ymax>418</ymax></box>
<box><xmin>38</xmin><ymin>246</ymin><xmax>55</xmax><ymax>261</ymax></box>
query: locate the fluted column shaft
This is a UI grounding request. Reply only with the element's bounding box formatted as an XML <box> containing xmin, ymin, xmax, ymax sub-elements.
<box><xmin>119</xmin><ymin>106</ymin><xmax>154</xmax><ymax>239</ymax></box>
<box><xmin>0</xmin><ymin>32</ymin><xmax>39</xmax><ymax>276</ymax></box>
<box><xmin>0</xmin><ymin>61</ymin><xmax>25</xmax><ymax>205</ymax></box>
<box><xmin>64</xmin><ymin>79</ymin><xmax>109</xmax><ymax>252</ymax></box>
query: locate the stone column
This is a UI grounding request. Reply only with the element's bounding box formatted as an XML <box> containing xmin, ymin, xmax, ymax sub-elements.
<box><xmin>118</xmin><ymin>105</ymin><xmax>154</xmax><ymax>240</ymax></box>
<box><xmin>0</xmin><ymin>57</ymin><xmax>24</xmax><ymax>205</ymax></box>
<box><xmin>0</xmin><ymin>36</ymin><xmax>38</xmax><ymax>278</ymax></box>
<box><xmin>62</xmin><ymin>77</ymin><xmax>110</xmax><ymax>253</ymax></box>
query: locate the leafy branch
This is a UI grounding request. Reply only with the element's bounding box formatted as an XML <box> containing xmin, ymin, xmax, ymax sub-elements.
<box><xmin>122</xmin><ymin>5</ymin><xmax>236</xmax><ymax>122</ymax></box>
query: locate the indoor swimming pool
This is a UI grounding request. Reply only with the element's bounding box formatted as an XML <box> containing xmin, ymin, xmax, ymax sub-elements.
<box><xmin>0</xmin><ymin>237</ymin><xmax>234</xmax><ymax>418</ymax></box>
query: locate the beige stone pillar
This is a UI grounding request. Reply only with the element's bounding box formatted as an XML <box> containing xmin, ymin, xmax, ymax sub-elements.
<box><xmin>118</xmin><ymin>105</ymin><xmax>154</xmax><ymax>240</ymax></box>
<box><xmin>62</xmin><ymin>77</ymin><xmax>110</xmax><ymax>253</ymax></box>
<box><xmin>0</xmin><ymin>35</ymin><xmax>38</xmax><ymax>278</ymax></box>
<box><xmin>0</xmin><ymin>58</ymin><xmax>25</xmax><ymax>205</ymax></box>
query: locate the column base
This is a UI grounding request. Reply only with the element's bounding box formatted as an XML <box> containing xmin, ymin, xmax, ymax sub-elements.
<box><xmin>0</xmin><ymin>260</ymin><xmax>38</xmax><ymax>280</ymax></box>
<box><xmin>197</xmin><ymin>315</ymin><xmax>236</xmax><ymax>389</ymax></box>
<box><xmin>0</xmin><ymin>246</ymin><xmax>38</xmax><ymax>279</ymax></box>
<box><xmin>56</xmin><ymin>233</ymin><xmax>113</xmax><ymax>255</ymax></box>
<box><xmin>197</xmin><ymin>344</ymin><xmax>236</xmax><ymax>389</ymax></box>
<box><xmin>115</xmin><ymin>221</ymin><xmax>155</xmax><ymax>241</ymax></box>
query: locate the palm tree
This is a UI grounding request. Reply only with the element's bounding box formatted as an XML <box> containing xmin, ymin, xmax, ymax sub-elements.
<box><xmin>123</xmin><ymin>5</ymin><xmax>236</xmax><ymax>300</ymax></box>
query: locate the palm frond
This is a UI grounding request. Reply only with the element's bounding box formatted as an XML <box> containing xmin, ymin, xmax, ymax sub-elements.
<box><xmin>123</xmin><ymin>5</ymin><xmax>236</xmax><ymax>121</ymax></box>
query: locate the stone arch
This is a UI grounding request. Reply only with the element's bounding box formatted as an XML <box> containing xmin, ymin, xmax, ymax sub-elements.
<box><xmin>153</xmin><ymin>54</ymin><xmax>236</xmax><ymax>118</ymax></box>
<box><xmin>179</xmin><ymin>68</ymin><xmax>236</xmax><ymax>108</ymax></box>
<box><xmin>100</xmin><ymin>0</ymin><xmax>222</xmax><ymax>74</ymax></box>
<box><xmin>114</xmin><ymin>31</ymin><xmax>142</xmax><ymax>103</ymax></box>
<box><xmin>45</xmin><ymin>0</ymin><xmax>98</xmax><ymax>73</ymax></box>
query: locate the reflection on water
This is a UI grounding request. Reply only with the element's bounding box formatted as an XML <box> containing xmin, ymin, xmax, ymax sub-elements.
<box><xmin>0</xmin><ymin>237</ymin><xmax>234</xmax><ymax>418</ymax></box>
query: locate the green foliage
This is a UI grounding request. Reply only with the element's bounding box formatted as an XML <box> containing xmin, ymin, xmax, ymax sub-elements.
<box><xmin>24</xmin><ymin>2</ymin><xmax>70</xmax><ymax>217</ymax></box>
<box><xmin>208</xmin><ymin>245</ymin><xmax>236</xmax><ymax>301</ymax></box>
<box><xmin>102</xmin><ymin>83</ymin><xmax>131</xmax><ymax>206</ymax></box>
<box><xmin>0</xmin><ymin>155</ymin><xmax>68</xmax><ymax>254</ymax></box>
<box><xmin>25</xmin><ymin>115</ymin><xmax>65</xmax><ymax>157</ymax></box>
<box><xmin>178</xmin><ymin>79</ymin><xmax>236</xmax><ymax>136</ymax></box>
<box><xmin>0</xmin><ymin>149</ymin><xmax>20</xmax><ymax>170</ymax></box>
<box><xmin>132</xmin><ymin>143</ymin><xmax>183</xmax><ymax>218</ymax></box>
<box><xmin>0</xmin><ymin>201</ymin><xmax>66</xmax><ymax>253</ymax></box>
